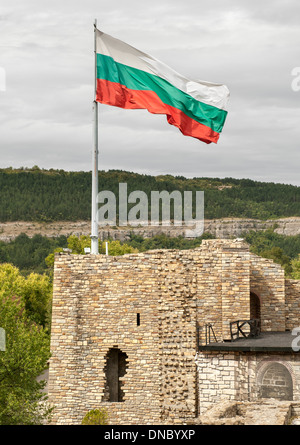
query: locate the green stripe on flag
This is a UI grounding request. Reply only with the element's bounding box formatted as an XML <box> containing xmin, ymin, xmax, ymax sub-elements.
<box><xmin>97</xmin><ymin>54</ymin><xmax>227</xmax><ymax>134</ymax></box>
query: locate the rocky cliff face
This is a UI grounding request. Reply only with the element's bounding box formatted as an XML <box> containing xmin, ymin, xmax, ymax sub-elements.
<box><xmin>0</xmin><ymin>217</ymin><xmax>299</xmax><ymax>242</ymax></box>
<box><xmin>204</xmin><ymin>217</ymin><xmax>300</xmax><ymax>238</ymax></box>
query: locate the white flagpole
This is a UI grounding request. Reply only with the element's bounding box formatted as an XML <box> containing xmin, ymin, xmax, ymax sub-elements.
<box><xmin>91</xmin><ymin>19</ymin><xmax>99</xmax><ymax>254</ymax></box>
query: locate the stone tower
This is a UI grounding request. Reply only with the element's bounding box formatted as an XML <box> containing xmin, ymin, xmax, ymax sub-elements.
<box><xmin>47</xmin><ymin>239</ymin><xmax>300</xmax><ymax>424</ymax></box>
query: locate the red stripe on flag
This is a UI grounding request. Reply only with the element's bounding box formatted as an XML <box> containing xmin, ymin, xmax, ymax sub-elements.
<box><xmin>96</xmin><ymin>79</ymin><xmax>220</xmax><ymax>144</ymax></box>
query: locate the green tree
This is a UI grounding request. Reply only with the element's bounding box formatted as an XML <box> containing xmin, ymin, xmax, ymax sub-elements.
<box><xmin>0</xmin><ymin>264</ymin><xmax>52</xmax><ymax>329</ymax></box>
<box><xmin>0</xmin><ymin>233</ymin><xmax>68</xmax><ymax>276</ymax></box>
<box><xmin>0</xmin><ymin>263</ymin><xmax>25</xmax><ymax>296</ymax></box>
<box><xmin>291</xmin><ymin>255</ymin><xmax>300</xmax><ymax>279</ymax></box>
<box><xmin>126</xmin><ymin>232</ymin><xmax>213</xmax><ymax>252</ymax></box>
<box><xmin>259</xmin><ymin>246</ymin><xmax>293</xmax><ymax>276</ymax></box>
<box><xmin>21</xmin><ymin>273</ymin><xmax>53</xmax><ymax>328</ymax></box>
<box><xmin>67</xmin><ymin>235</ymin><xmax>91</xmax><ymax>254</ymax></box>
<box><xmin>243</xmin><ymin>228</ymin><xmax>300</xmax><ymax>276</ymax></box>
<box><xmin>65</xmin><ymin>235</ymin><xmax>138</xmax><ymax>256</ymax></box>
<box><xmin>0</xmin><ymin>293</ymin><xmax>52</xmax><ymax>424</ymax></box>
<box><xmin>44</xmin><ymin>247</ymin><xmax>64</xmax><ymax>275</ymax></box>
<box><xmin>101</xmin><ymin>240</ymin><xmax>138</xmax><ymax>256</ymax></box>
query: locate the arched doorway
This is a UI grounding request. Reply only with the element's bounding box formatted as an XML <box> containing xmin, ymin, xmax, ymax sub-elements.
<box><xmin>250</xmin><ymin>292</ymin><xmax>261</xmax><ymax>321</ymax></box>
<box><xmin>102</xmin><ymin>348</ymin><xmax>128</xmax><ymax>402</ymax></box>
<box><xmin>258</xmin><ymin>362</ymin><xmax>293</xmax><ymax>401</ymax></box>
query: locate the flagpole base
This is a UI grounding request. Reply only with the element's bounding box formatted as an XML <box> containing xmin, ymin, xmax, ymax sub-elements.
<box><xmin>91</xmin><ymin>235</ymin><xmax>99</xmax><ymax>255</ymax></box>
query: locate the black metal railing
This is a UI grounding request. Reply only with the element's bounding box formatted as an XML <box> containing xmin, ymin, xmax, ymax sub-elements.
<box><xmin>230</xmin><ymin>319</ymin><xmax>261</xmax><ymax>341</ymax></box>
<box><xmin>205</xmin><ymin>323</ymin><xmax>217</xmax><ymax>345</ymax></box>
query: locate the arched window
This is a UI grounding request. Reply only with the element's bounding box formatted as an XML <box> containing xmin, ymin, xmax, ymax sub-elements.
<box><xmin>102</xmin><ymin>348</ymin><xmax>128</xmax><ymax>402</ymax></box>
<box><xmin>258</xmin><ymin>362</ymin><xmax>293</xmax><ymax>401</ymax></box>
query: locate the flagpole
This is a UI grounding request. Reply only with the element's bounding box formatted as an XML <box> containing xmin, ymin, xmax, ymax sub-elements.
<box><xmin>91</xmin><ymin>18</ymin><xmax>99</xmax><ymax>254</ymax></box>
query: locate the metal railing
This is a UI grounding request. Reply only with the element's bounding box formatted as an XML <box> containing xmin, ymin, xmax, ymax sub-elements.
<box><xmin>205</xmin><ymin>323</ymin><xmax>217</xmax><ymax>345</ymax></box>
<box><xmin>230</xmin><ymin>319</ymin><xmax>261</xmax><ymax>341</ymax></box>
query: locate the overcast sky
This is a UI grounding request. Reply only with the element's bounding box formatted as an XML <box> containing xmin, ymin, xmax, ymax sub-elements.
<box><xmin>1</xmin><ymin>0</ymin><xmax>300</xmax><ymax>185</ymax></box>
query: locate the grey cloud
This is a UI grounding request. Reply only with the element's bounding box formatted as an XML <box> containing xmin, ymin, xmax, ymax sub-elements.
<box><xmin>0</xmin><ymin>0</ymin><xmax>299</xmax><ymax>185</ymax></box>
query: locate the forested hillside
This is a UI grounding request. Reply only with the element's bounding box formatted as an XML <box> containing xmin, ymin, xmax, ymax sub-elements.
<box><xmin>0</xmin><ymin>167</ymin><xmax>299</xmax><ymax>424</ymax></box>
<box><xmin>0</xmin><ymin>167</ymin><xmax>299</xmax><ymax>222</ymax></box>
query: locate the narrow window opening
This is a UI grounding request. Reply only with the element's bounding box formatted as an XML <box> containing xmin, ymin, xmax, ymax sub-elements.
<box><xmin>103</xmin><ymin>348</ymin><xmax>128</xmax><ymax>402</ymax></box>
<box><xmin>137</xmin><ymin>313</ymin><xmax>140</xmax><ymax>326</ymax></box>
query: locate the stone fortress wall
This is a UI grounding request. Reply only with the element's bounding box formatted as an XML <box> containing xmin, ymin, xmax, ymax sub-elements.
<box><xmin>48</xmin><ymin>239</ymin><xmax>300</xmax><ymax>424</ymax></box>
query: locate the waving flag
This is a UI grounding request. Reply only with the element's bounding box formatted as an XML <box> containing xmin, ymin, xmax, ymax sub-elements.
<box><xmin>95</xmin><ymin>29</ymin><xmax>229</xmax><ymax>144</ymax></box>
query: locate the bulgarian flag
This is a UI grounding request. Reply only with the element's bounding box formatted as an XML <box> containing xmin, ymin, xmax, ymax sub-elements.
<box><xmin>95</xmin><ymin>29</ymin><xmax>229</xmax><ymax>144</ymax></box>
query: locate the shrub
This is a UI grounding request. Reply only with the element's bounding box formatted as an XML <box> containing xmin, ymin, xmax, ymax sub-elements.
<box><xmin>81</xmin><ymin>408</ymin><xmax>109</xmax><ymax>425</ymax></box>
